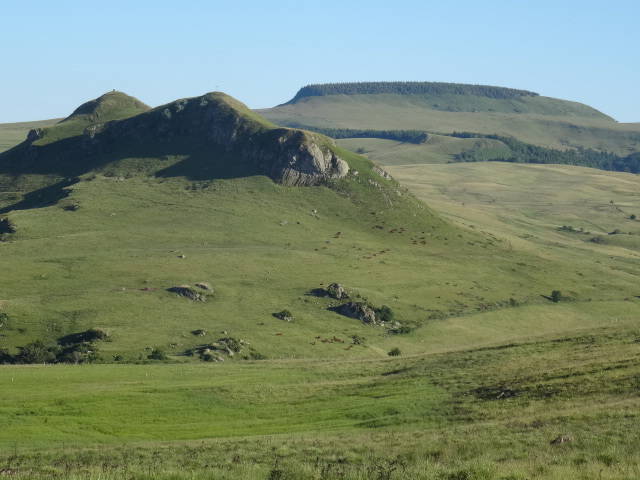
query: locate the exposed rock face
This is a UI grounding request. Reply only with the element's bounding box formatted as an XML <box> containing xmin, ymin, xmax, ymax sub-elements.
<box><xmin>26</xmin><ymin>129</ymin><xmax>43</xmax><ymax>143</ymax></box>
<box><xmin>336</xmin><ymin>302</ymin><xmax>378</xmax><ymax>325</ymax></box>
<box><xmin>266</xmin><ymin>131</ymin><xmax>349</xmax><ymax>186</ymax></box>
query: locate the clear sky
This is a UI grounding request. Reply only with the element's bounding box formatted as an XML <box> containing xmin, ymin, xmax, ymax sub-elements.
<box><xmin>1</xmin><ymin>0</ymin><xmax>638</xmax><ymax>123</ymax></box>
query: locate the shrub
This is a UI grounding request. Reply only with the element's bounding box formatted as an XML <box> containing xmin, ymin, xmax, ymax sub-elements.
<box><xmin>0</xmin><ymin>217</ymin><xmax>16</xmax><ymax>234</ymax></box>
<box><xmin>388</xmin><ymin>347</ymin><xmax>402</xmax><ymax>357</ymax></box>
<box><xmin>148</xmin><ymin>348</ymin><xmax>168</xmax><ymax>360</ymax></box>
<box><xmin>274</xmin><ymin>310</ymin><xmax>294</xmax><ymax>322</ymax></box>
<box><xmin>388</xmin><ymin>325</ymin><xmax>412</xmax><ymax>335</ymax></box>
<box><xmin>245</xmin><ymin>350</ymin><xmax>266</xmax><ymax>360</ymax></box>
<box><xmin>375</xmin><ymin>305</ymin><xmax>395</xmax><ymax>323</ymax></box>
<box><xmin>0</xmin><ymin>312</ymin><xmax>11</xmax><ymax>330</ymax></box>
<box><xmin>551</xmin><ymin>290</ymin><xmax>562</xmax><ymax>303</ymax></box>
<box><xmin>57</xmin><ymin>342</ymin><xmax>100</xmax><ymax>364</ymax></box>
<box><xmin>14</xmin><ymin>340</ymin><xmax>59</xmax><ymax>364</ymax></box>
<box><xmin>0</xmin><ymin>349</ymin><xmax>13</xmax><ymax>364</ymax></box>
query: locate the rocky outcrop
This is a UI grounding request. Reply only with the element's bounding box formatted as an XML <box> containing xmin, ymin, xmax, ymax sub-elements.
<box><xmin>2</xmin><ymin>92</ymin><xmax>349</xmax><ymax>187</ymax></box>
<box><xmin>335</xmin><ymin>302</ymin><xmax>378</xmax><ymax>325</ymax></box>
<box><xmin>266</xmin><ymin>130</ymin><xmax>349</xmax><ymax>186</ymax></box>
<box><xmin>26</xmin><ymin>129</ymin><xmax>44</xmax><ymax>143</ymax></box>
<box><xmin>326</xmin><ymin>283</ymin><xmax>348</xmax><ymax>300</ymax></box>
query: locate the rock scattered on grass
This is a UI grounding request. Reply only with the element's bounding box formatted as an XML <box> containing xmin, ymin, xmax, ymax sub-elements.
<box><xmin>195</xmin><ymin>282</ymin><xmax>213</xmax><ymax>291</ymax></box>
<box><xmin>167</xmin><ymin>285</ymin><xmax>206</xmax><ymax>302</ymax></box>
<box><xmin>550</xmin><ymin>435</ymin><xmax>572</xmax><ymax>445</ymax></box>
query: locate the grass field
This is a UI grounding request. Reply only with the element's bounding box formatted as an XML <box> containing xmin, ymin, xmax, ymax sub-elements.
<box><xmin>386</xmin><ymin>161</ymin><xmax>640</xmax><ymax>259</ymax></box>
<box><xmin>2</xmin><ymin>321</ymin><xmax>639</xmax><ymax>478</ymax></box>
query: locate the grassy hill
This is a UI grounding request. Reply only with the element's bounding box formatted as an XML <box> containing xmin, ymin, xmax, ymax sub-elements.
<box><xmin>2</xmin><ymin>89</ymin><xmax>640</xmax><ymax>478</ymax></box>
<box><xmin>260</xmin><ymin>82</ymin><xmax>640</xmax><ymax>155</ymax></box>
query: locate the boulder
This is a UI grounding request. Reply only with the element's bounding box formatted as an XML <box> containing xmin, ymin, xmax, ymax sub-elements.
<box><xmin>335</xmin><ymin>302</ymin><xmax>378</xmax><ymax>325</ymax></box>
<box><xmin>326</xmin><ymin>283</ymin><xmax>348</xmax><ymax>300</ymax></box>
<box><xmin>167</xmin><ymin>285</ymin><xmax>206</xmax><ymax>302</ymax></box>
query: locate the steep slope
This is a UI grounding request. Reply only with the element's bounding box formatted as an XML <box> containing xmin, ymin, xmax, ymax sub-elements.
<box><xmin>260</xmin><ymin>82</ymin><xmax>640</xmax><ymax>155</ymax></box>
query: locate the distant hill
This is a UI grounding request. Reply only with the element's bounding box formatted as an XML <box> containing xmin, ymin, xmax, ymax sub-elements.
<box><xmin>260</xmin><ymin>81</ymin><xmax>640</xmax><ymax>156</ymax></box>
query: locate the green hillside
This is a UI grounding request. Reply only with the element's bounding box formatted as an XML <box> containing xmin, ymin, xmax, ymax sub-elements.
<box><xmin>3</xmin><ymin>90</ymin><xmax>640</xmax><ymax>479</ymax></box>
<box><xmin>260</xmin><ymin>82</ymin><xmax>640</xmax><ymax>155</ymax></box>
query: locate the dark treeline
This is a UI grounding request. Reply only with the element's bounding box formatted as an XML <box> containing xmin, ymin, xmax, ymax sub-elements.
<box><xmin>286</xmin><ymin>82</ymin><xmax>539</xmax><ymax>104</ymax></box>
<box><xmin>286</xmin><ymin>124</ymin><xmax>429</xmax><ymax>144</ymax></box>
<box><xmin>451</xmin><ymin>132</ymin><xmax>640</xmax><ymax>173</ymax></box>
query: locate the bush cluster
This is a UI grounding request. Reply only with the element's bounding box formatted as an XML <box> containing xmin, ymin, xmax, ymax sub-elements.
<box><xmin>1</xmin><ymin>328</ymin><xmax>109</xmax><ymax>364</ymax></box>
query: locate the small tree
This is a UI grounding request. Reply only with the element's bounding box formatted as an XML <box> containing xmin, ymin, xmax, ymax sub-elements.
<box><xmin>388</xmin><ymin>347</ymin><xmax>401</xmax><ymax>357</ymax></box>
<box><xmin>551</xmin><ymin>290</ymin><xmax>562</xmax><ymax>303</ymax></box>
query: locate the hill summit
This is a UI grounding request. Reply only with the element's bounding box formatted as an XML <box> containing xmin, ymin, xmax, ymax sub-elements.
<box><xmin>60</xmin><ymin>90</ymin><xmax>151</xmax><ymax>125</ymax></box>
<box><xmin>1</xmin><ymin>91</ymin><xmax>349</xmax><ymax>187</ymax></box>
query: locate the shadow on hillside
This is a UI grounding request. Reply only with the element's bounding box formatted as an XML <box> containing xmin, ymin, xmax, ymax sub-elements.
<box><xmin>0</xmin><ymin>179</ymin><xmax>76</xmax><ymax>214</ymax></box>
<box><xmin>0</xmin><ymin>139</ymin><xmax>266</xmax><ymax>212</ymax></box>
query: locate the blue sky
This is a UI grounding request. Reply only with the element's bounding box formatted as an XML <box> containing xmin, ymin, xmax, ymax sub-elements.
<box><xmin>1</xmin><ymin>0</ymin><xmax>638</xmax><ymax>122</ymax></box>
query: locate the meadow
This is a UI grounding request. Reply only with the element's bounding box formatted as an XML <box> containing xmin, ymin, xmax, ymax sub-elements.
<box><xmin>2</xmin><ymin>322</ymin><xmax>639</xmax><ymax>479</ymax></box>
